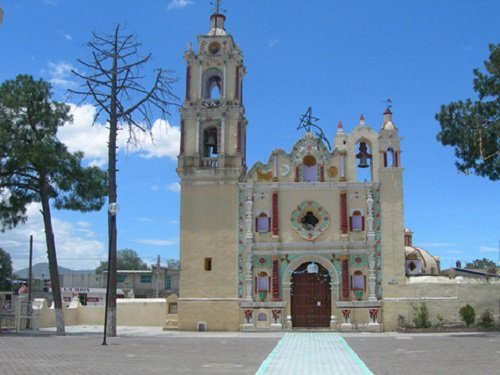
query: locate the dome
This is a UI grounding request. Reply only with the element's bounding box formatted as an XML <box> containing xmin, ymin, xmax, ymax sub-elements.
<box><xmin>405</xmin><ymin>246</ymin><xmax>441</xmax><ymax>276</ymax></box>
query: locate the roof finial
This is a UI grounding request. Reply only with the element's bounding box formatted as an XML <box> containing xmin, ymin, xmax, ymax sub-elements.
<box><xmin>383</xmin><ymin>98</ymin><xmax>393</xmax><ymax>114</ymax></box>
<box><xmin>211</xmin><ymin>0</ymin><xmax>223</xmax><ymax>14</ymax></box>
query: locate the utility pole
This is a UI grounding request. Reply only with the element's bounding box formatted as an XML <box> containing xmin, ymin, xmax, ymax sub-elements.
<box><xmin>28</xmin><ymin>235</ymin><xmax>33</xmax><ymax>303</ymax></box>
<box><xmin>155</xmin><ymin>255</ymin><xmax>160</xmax><ymax>298</ymax></box>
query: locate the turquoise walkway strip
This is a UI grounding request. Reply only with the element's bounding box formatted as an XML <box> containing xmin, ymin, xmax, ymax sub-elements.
<box><xmin>255</xmin><ymin>332</ymin><xmax>373</xmax><ymax>375</ymax></box>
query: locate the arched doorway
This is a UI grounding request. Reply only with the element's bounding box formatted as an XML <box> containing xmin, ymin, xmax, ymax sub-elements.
<box><xmin>291</xmin><ymin>262</ymin><xmax>331</xmax><ymax>327</ymax></box>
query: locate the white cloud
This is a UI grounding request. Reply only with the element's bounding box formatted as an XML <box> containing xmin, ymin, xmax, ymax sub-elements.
<box><xmin>58</xmin><ymin>30</ymin><xmax>72</xmax><ymax>41</ymax></box>
<box><xmin>135</xmin><ymin>238</ymin><xmax>179</xmax><ymax>246</ymax></box>
<box><xmin>167</xmin><ymin>183</ymin><xmax>181</xmax><ymax>193</ymax></box>
<box><xmin>2</xmin><ymin>203</ymin><xmax>105</xmax><ymax>271</ymax></box>
<box><xmin>58</xmin><ymin>104</ymin><xmax>180</xmax><ymax>166</ymax></box>
<box><xmin>47</xmin><ymin>61</ymin><xmax>77</xmax><ymax>90</ymax></box>
<box><xmin>269</xmin><ymin>39</ymin><xmax>280</xmax><ymax>48</ymax></box>
<box><xmin>127</xmin><ymin>118</ymin><xmax>180</xmax><ymax>160</ymax></box>
<box><xmin>167</xmin><ymin>0</ymin><xmax>194</xmax><ymax>10</ymax></box>
<box><xmin>58</xmin><ymin>104</ymin><xmax>109</xmax><ymax>166</ymax></box>
<box><xmin>479</xmin><ymin>246</ymin><xmax>498</xmax><ymax>253</ymax></box>
<box><xmin>420</xmin><ymin>242</ymin><xmax>456</xmax><ymax>248</ymax></box>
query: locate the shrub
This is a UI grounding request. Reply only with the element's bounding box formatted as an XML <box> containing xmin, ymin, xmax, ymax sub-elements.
<box><xmin>412</xmin><ymin>302</ymin><xmax>431</xmax><ymax>328</ymax></box>
<box><xmin>478</xmin><ymin>310</ymin><xmax>494</xmax><ymax>327</ymax></box>
<box><xmin>459</xmin><ymin>304</ymin><xmax>475</xmax><ymax>327</ymax></box>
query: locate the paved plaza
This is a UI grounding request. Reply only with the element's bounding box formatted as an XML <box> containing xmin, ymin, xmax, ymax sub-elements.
<box><xmin>1</xmin><ymin>327</ymin><xmax>499</xmax><ymax>374</ymax></box>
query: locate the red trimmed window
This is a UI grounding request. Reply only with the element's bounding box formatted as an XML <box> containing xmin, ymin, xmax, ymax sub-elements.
<box><xmin>349</xmin><ymin>210</ymin><xmax>365</xmax><ymax>232</ymax></box>
<box><xmin>256</xmin><ymin>213</ymin><xmax>270</xmax><ymax>233</ymax></box>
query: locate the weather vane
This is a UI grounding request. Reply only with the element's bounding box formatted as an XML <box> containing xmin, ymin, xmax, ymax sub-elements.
<box><xmin>210</xmin><ymin>0</ymin><xmax>225</xmax><ymax>14</ymax></box>
<box><xmin>384</xmin><ymin>98</ymin><xmax>393</xmax><ymax>111</ymax></box>
<box><xmin>297</xmin><ymin>107</ymin><xmax>331</xmax><ymax>150</ymax></box>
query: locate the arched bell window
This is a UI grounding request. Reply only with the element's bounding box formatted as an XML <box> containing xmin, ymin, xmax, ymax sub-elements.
<box><xmin>356</xmin><ymin>141</ymin><xmax>373</xmax><ymax>181</ymax></box>
<box><xmin>203</xmin><ymin>127</ymin><xmax>218</xmax><ymax>157</ymax></box>
<box><xmin>203</xmin><ymin>68</ymin><xmax>223</xmax><ymax>99</ymax></box>
<box><xmin>383</xmin><ymin>147</ymin><xmax>399</xmax><ymax>168</ymax></box>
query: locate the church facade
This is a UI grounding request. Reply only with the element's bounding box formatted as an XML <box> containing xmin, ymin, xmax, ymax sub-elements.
<box><xmin>175</xmin><ymin>11</ymin><xmax>500</xmax><ymax>332</ymax></box>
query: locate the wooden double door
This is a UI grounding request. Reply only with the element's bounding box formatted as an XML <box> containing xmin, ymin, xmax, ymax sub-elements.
<box><xmin>291</xmin><ymin>262</ymin><xmax>331</xmax><ymax>328</ymax></box>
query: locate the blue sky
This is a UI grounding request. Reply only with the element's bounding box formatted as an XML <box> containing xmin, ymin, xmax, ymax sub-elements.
<box><xmin>1</xmin><ymin>0</ymin><xmax>499</xmax><ymax>271</ymax></box>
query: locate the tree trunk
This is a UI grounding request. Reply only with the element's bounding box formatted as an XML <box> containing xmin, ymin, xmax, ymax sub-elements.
<box><xmin>105</xmin><ymin>26</ymin><xmax>119</xmax><ymax>338</ymax></box>
<box><xmin>40</xmin><ymin>175</ymin><xmax>65</xmax><ymax>336</ymax></box>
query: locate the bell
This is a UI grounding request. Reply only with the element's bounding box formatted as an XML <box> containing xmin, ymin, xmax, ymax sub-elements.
<box><xmin>206</xmin><ymin>135</ymin><xmax>217</xmax><ymax>147</ymax></box>
<box><xmin>356</xmin><ymin>142</ymin><xmax>371</xmax><ymax>168</ymax></box>
<box><xmin>206</xmin><ymin>135</ymin><xmax>218</xmax><ymax>154</ymax></box>
<box><xmin>357</xmin><ymin>154</ymin><xmax>369</xmax><ymax>168</ymax></box>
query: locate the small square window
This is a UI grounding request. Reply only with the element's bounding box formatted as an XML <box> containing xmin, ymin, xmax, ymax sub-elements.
<box><xmin>140</xmin><ymin>275</ymin><xmax>152</xmax><ymax>284</ymax></box>
<box><xmin>117</xmin><ymin>274</ymin><xmax>127</xmax><ymax>283</ymax></box>
<box><xmin>204</xmin><ymin>257</ymin><xmax>212</xmax><ymax>271</ymax></box>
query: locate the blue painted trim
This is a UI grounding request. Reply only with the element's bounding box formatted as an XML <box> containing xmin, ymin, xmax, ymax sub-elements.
<box><xmin>336</xmin><ymin>335</ymin><xmax>374</xmax><ymax>375</ymax></box>
<box><xmin>255</xmin><ymin>333</ymin><xmax>286</xmax><ymax>375</ymax></box>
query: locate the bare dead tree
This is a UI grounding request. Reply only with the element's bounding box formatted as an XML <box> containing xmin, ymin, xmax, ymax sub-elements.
<box><xmin>70</xmin><ymin>24</ymin><xmax>178</xmax><ymax>341</ymax></box>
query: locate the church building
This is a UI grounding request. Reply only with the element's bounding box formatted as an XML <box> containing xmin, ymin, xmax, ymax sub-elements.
<box><xmin>175</xmin><ymin>9</ymin><xmax>499</xmax><ymax>332</ymax></box>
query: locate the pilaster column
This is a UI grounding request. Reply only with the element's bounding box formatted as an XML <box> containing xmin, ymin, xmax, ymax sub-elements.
<box><xmin>368</xmin><ymin>251</ymin><xmax>377</xmax><ymax>301</ymax></box>
<box><xmin>244</xmin><ymin>187</ymin><xmax>254</xmax><ymax>301</ymax></box>
<box><xmin>366</xmin><ymin>189</ymin><xmax>375</xmax><ymax>242</ymax></box>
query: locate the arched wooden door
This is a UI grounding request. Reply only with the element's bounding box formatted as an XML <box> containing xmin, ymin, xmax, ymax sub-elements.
<box><xmin>291</xmin><ymin>262</ymin><xmax>331</xmax><ymax>327</ymax></box>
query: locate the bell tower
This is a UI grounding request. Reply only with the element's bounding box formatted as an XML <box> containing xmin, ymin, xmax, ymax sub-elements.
<box><xmin>178</xmin><ymin>7</ymin><xmax>247</xmax><ymax>177</ymax></box>
<box><xmin>177</xmin><ymin>6</ymin><xmax>247</xmax><ymax>331</ymax></box>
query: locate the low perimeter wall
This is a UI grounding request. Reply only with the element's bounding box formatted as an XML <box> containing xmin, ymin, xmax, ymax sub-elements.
<box><xmin>382</xmin><ymin>277</ymin><xmax>500</xmax><ymax>331</ymax></box>
<box><xmin>33</xmin><ymin>298</ymin><xmax>167</xmax><ymax>329</ymax></box>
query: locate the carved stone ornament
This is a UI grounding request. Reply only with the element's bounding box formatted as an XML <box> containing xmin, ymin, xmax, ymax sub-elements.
<box><xmin>290</xmin><ymin>201</ymin><xmax>330</xmax><ymax>241</ymax></box>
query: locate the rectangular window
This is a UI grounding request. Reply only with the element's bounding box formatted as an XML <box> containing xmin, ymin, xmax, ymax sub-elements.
<box><xmin>117</xmin><ymin>274</ymin><xmax>127</xmax><ymax>283</ymax></box>
<box><xmin>303</xmin><ymin>165</ymin><xmax>317</xmax><ymax>182</ymax></box>
<box><xmin>256</xmin><ymin>275</ymin><xmax>270</xmax><ymax>293</ymax></box>
<box><xmin>165</xmin><ymin>275</ymin><xmax>172</xmax><ymax>290</ymax></box>
<box><xmin>204</xmin><ymin>257</ymin><xmax>212</xmax><ymax>271</ymax></box>
<box><xmin>256</xmin><ymin>216</ymin><xmax>270</xmax><ymax>232</ymax></box>
<box><xmin>351</xmin><ymin>215</ymin><xmax>363</xmax><ymax>231</ymax></box>
<box><xmin>351</xmin><ymin>274</ymin><xmax>365</xmax><ymax>290</ymax></box>
<box><xmin>140</xmin><ymin>275</ymin><xmax>152</xmax><ymax>284</ymax></box>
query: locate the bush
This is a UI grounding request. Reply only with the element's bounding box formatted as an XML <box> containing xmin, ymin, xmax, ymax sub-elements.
<box><xmin>459</xmin><ymin>304</ymin><xmax>476</xmax><ymax>327</ymax></box>
<box><xmin>478</xmin><ymin>310</ymin><xmax>494</xmax><ymax>327</ymax></box>
<box><xmin>412</xmin><ymin>302</ymin><xmax>431</xmax><ymax>328</ymax></box>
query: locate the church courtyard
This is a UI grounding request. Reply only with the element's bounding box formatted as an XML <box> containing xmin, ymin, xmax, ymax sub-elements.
<box><xmin>1</xmin><ymin>327</ymin><xmax>499</xmax><ymax>374</ymax></box>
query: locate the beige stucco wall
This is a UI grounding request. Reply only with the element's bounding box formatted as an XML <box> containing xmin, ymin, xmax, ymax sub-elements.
<box><xmin>179</xmin><ymin>183</ymin><xmax>239</xmax><ymax>299</ymax></box>
<box><xmin>32</xmin><ymin>298</ymin><xmax>167</xmax><ymax>329</ymax></box>
<box><xmin>177</xmin><ymin>300</ymin><xmax>240</xmax><ymax>331</ymax></box>
<box><xmin>382</xmin><ymin>277</ymin><xmax>500</xmax><ymax>330</ymax></box>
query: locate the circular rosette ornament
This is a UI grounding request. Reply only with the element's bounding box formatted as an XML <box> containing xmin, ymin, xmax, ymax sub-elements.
<box><xmin>290</xmin><ymin>201</ymin><xmax>330</xmax><ymax>240</ymax></box>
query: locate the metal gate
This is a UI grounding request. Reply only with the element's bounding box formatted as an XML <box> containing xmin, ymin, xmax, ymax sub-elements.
<box><xmin>291</xmin><ymin>262</ymin><xmax>331</xmax><ymax>327</ymax></box>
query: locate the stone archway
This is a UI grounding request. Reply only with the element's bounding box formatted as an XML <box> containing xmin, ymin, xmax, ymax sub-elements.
<box><xmin>291</xmin><ymin>262</ymin><xmax>331</xmax><ymax>327</ymax></box>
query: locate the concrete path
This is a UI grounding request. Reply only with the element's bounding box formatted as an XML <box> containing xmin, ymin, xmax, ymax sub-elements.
<box><xmin>256</xmin><ymin>332</ymin><xmax>373</xmax><ymax>375</ymax></box>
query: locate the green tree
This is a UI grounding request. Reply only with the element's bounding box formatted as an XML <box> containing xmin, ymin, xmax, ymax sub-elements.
<box><xmin>465</xmin><ymin>258</ymin><xmax>497</xmax><ymax>269</ymax></box>
<box><xmin>0</xmin><ymin>247</ymin><xmax>13</xmax><ymax>291</ymax></box>
<box><xmin>436</xmin><ymin>43</ymin><xmax>500</xmax><ymax>180</ymax></box>
<box><xmin>96</xmin><ymin>248</ymin><xmax>149</xmax><ymax>274</ymax></box>
<box><xmin>71</xmin><ymin>24</ymin><xmax>177</xmax><ymax>338</ymax></box>
<box><xmin>0</xmin><ymin>75</ymin><xmax>108</xmax><ymax>335</ymax></box>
